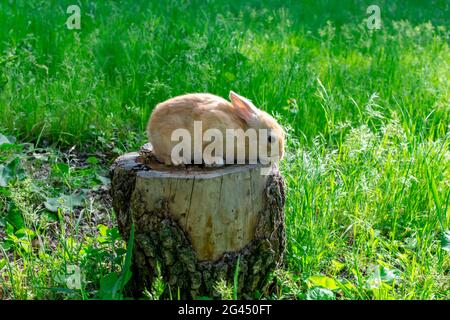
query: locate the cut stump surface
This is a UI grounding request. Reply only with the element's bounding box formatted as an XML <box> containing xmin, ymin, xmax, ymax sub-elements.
<box><xmin>110</xmin><ymin>143</ymin><xmax>286</xmax><ymax>299</ymax></box>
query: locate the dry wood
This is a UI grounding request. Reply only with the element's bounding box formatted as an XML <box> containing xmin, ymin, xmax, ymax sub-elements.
<box><xmin>110</xmin><ymin>143</ymin><xmax>285</xmax><ymax>298</ymax></box>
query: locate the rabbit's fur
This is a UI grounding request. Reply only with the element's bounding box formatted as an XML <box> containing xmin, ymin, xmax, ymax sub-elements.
<box><xmin>147</xmin><ymin>91</ymin><xmax>285</xmax><ymax>166</ymax></box>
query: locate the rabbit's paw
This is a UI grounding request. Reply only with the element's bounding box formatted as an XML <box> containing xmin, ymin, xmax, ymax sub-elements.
<box><xmin>203</xmin><ymin>156</ymin><xmax>224</xmax><ymax>168</ymax></box>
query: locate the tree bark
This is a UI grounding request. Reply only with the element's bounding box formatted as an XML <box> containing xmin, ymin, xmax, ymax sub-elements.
<box><xmin>110</xmin><ymin>144</ymin><xmax>285</xmax><ymax>299</ymax></box>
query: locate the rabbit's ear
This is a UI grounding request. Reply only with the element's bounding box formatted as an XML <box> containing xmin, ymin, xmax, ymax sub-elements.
<box><xmin>229</xmin><ymin>91</ymin><xmax>259</xmax><ymax>123</ymax></box>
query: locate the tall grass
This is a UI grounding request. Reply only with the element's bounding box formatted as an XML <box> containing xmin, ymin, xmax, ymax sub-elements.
<box><xmin>0</xmin><ymin>0</ymin><xmax>448</xmax><ymax>146</ymax></box>
<box><xmin>0</xmin><ymin>0</ymin><xmax>448</xmax><ymax>299</ymax></box>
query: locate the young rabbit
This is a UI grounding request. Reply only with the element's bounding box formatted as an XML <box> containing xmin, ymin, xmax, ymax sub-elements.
<box><xmin>147</xmin><ymin>91</ymin><xmax>285</xmax><ymax>166</ymax></box>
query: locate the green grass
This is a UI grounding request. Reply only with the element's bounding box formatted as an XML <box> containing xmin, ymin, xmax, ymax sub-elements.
<box><xmin>0</xmin><ymin>0</ymin><xmax>449</xmax><ymax>299</ymax></box>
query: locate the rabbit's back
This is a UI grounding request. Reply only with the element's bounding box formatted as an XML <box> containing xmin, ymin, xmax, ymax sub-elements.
<box><xmin>147</xmin><ymin>93</ymin><xmax>246</xmax><ymax>164</ymax></box>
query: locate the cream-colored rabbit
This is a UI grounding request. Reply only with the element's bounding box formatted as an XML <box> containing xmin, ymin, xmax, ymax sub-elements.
<box><xmin>147</xmin><ymin>91</ymin><xmax>285</xmax><ymax>166</ymax></box>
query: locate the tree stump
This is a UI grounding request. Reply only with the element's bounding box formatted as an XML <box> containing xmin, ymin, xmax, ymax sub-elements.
<box><xmin>110</xmin><ymin>143</ymin><xmax>285</xmax><ymax>299</ymax></box>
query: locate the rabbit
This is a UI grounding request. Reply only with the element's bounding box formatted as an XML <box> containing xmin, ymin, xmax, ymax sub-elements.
<box><xmin>146</xmin><ymin>91</ymin><xmax>285</xmax><ymax>166</ymax></box>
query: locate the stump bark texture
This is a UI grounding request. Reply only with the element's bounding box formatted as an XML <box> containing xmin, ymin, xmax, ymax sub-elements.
<box><xmin>110</xmin><ymin>144</ymin><xmax>286</xmax><ymax>299</ymax></box>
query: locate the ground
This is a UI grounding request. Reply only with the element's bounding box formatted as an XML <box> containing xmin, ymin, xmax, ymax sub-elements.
<box><xmin>0</xmin><ymin>0</ymin><xmax>449</xmax><ymax>299</ymax></box>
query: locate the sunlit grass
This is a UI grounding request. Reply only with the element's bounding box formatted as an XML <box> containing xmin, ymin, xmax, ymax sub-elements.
<box><xmin>0</xmin><ymin>0</ymin><xmax>449</xmax><ymax>300</ymax></box>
